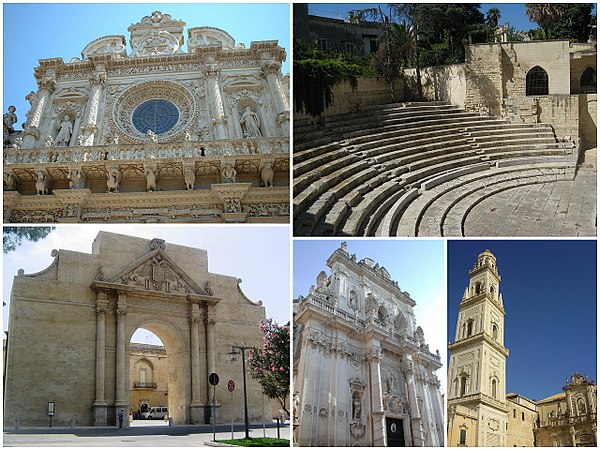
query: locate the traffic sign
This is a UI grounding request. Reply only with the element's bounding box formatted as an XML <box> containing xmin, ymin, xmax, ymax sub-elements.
<box><xmin>227</xmin><ymin>379</ymin><xmax>235</xmax><ymax>392</ymax></box>
<box><xmin>209</xmin><ymin>372</ymin><xmax>220</xmax><ymax>386</ymax></box>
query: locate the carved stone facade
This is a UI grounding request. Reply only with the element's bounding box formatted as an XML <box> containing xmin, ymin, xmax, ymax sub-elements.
<box><xmin>3</xmin><ymin>11</ymin><xmax>290</xmax><ymax>223</ymax></box>
<box><xmin>447</xmin><ymin>250</ymin><xmax>597</xmax><ymax>447</ymax></box>
<box><xmin>4</xmin><ymin>232</ymin><xmax>270</xmax><ymax>426</ymax></box>
<box><xmin>293</xmin><ymin>243</ymin><xmax>444</xmax><ymax>446</ymax></box>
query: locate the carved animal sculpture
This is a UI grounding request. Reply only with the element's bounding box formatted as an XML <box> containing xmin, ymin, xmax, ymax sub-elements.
<box><xmin>106</xmin><ymin>168</ymin><xmax>122</xmax><ymax>193</ymax></box>
<box><xmin>260</xmin><ymin>163</ymin><xmax>274</xmax><ymax>187</ymax></box>
<box><xmin>145</xmin><ymin>167</ymin><xmax>157</xmax><ymax>192</ymax></box>
<box><xmin>35</xmin><ymin>170</ymin><xmax>48</xmax><ymax>195</ymax></box>
<box><xmin>184</xmin><ymin>166</ymin><xmax>195</xmax><ymax>190</ymax></box>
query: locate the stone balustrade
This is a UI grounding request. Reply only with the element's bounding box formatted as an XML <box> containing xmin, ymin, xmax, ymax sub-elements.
<box><xmin>4</xmin><ymin>137</ymin><xmax>289</xmax><ymax>165</ymax></box>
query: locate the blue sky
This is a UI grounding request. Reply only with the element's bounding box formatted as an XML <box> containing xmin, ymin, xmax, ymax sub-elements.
<box><xmin>294</xmin><ymin>239</ymin><xmax>447</xmax><ymax>390</ymax></box>
<box><xmin>3</xmin><ymin>3</ymin><xmax>290</xmax><ymax>126</ymax></box>
<box><xmin>448</xmin><ymin>240</ymin><xmax>597</xmax><ymax>401</ymax></box>
<box><xmin>3</xmin><ymin>225</ymin><xmax>291</xmax><ymax>345</ymax></box>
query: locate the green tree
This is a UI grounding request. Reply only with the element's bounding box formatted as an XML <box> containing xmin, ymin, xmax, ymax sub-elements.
<box><xmin>525</xmin><ymin>3</ymin><xmax>564</xmax><ymax>39</ymax></box>
<box><xmin>3</xmin><ymin>227</ymin><xmax>54</xmax><ymax>253</ymax></box>
<box><xmin>248</xmin><ymin>319</ymin><xmax>290</xmax><ymax>415</ymax></box>
<box><xmin>546</xmin><ymin>4</ymin><xmax>595</xmax><ymax>42</ymax></box>
<box><xmin>486</xmin><ymin>7</ymin><xmax>501</xmax><ymax>28</ymax></box>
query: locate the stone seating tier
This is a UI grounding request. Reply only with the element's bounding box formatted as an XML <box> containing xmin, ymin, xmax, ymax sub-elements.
<box><xmin>293</xmin><ymin>101</ymin><xmax>576</xmax><ymax>236</ymax></box>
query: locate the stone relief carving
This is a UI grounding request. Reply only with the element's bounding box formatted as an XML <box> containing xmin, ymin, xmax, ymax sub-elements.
<box><xmin>55</xmin><ymin>115</ymin><xmax>74</xmax><ymax>146</ymax></box>
<box><xmin>239</xmin><ymin>106</ymin><xmax>262</xmax><ymax>138</ymax></box>
<box><xmin>221</xmin><ymin>164</ymin><xmax>237</xmax><ymax>183</ymax></box>
<box><xmin>183</xmin><ymin>164</ymin><xmax>196</xmax><ymax>190</ymax></box>
<box><xmin>35</xmin><ymin>170</ymin><xmax>49</xmax><ymax>195</ymax></box>
<box><xmin>144</xmin><ymin>165</ymin><xmax>157</xmax><ymax>191</ymax></box>
<box><xmin>67</xmin><ymin>168</ymin><xmax>85</xmax><ymax>189</ymax></box>
<box><xmin>3</xmin><ymin>106</ymin><xmax>17</xmax><ymax>145</ymax></box>
<box><xmin>106</xmin><ymin>166</ymin><xmax>122</xmax><ymax>192</ymax></box>
<box><xmin>119</xmin><ymin>254</ymin><xmax>194</xmax><ymax>294</ymax></box>
<box><xmin>260</xmin><ymin>162</ymin><xmax>274</xmax><ymax>187</ymax></box>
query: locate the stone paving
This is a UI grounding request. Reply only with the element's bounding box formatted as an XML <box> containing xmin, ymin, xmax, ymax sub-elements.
<box><xmin>463</xmin><ymin>149</ymin><xmax>597</xmax><ymax>237</ymax></box>
<box><xmin>3</xmin><ymin>422</ymin><xmax>290</xmax><ymax>447</ymax></box>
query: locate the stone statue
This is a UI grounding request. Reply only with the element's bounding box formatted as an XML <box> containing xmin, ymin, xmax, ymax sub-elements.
<box><xmin>239</xmin><ymin>106</ymin><xmax>261</xmax><ymax>138</ymax></box>
<box><xmin>35</xmin><ymin>170</ymin><xmax>48</xmax><ymax>195</ymax></box>
<box><xmin>12</xmin><ymin>136</ymin><xmax>23</xmax><ymax>149</ymax></box>
<box><xmin>260</xmin><ymin>162</ymin><xmax>274</xmax><ymax>187</ymax></box>
<box><xmin>44</xmin><ymin>135</ymin><xmax>54</xmax><ymax>147</ymax></box>
<box><xmin>3</xmin><ymin>105</ymin><xmax>17</xmax><ymax>144</ymax></box>
<box><xmin>76</xmin><ymin>135</ymin><xmax>85</xmax><ymax>146</ymax></box>
<box><xmin>55</xmin><ymin>115</ymin><xmax>74</xmax><ymax>146</ymax></box>
<box><xmin>352</xmin><ymin>395</ymin><xmax>362</xmax><ymax>420</ymax></box>
<box><xmin>184</xmin><ymin>165</ymin><xmax>195</xmax><ymax>190</ymax></box>
<box><xmin>146</xmin><ymin>129</ymin><xmax>157</xmax><ymax>142</ymax></box>
<box><xmin>293</xmin><ymin>391</ymin><xmax>300</xmax><ymax>423</ymax></box>
<box><xmin>184</xmin><ymin>129</ymin><xmax>192</xmax><ymax>141</ymax></box>
<box><xmin>106</xmin><ymin>167</ymin><xmax>122</xmax><ymax>193</ymax></box>
<box><xmin>67</xmin><ymin>168</ymin><xmax>84</xmax><ymax>189</ymax></box>
<box><xmin>3</xmin><ymin>172</ymin><xmax>16</xmax><ymax>191</ymax></box>
<box><xmin>221</xmin><ymin>164</ymin><xmax>237</xmax><ymax>183</ymax></box>
<box><xmin>145</xmin><ymin>166</ymin><xmax>157</xmax><ymax>192</ymax></box>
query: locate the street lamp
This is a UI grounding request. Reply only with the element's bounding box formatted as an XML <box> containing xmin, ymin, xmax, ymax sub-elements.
<box><xmin>228</xmin><ymin>345</ymin><xmax>251</xmax><ymax>439</ymax></box>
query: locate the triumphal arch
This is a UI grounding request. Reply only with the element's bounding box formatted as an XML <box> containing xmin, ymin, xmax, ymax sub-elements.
<box><xmin>4</xmin><ymin>232</ymin><xmax>270</xmax><ymax>426</ymax></box>
<box><xmin>3</xmin><ymin>11</ymin><xmax>289</xmax><ymax>223</ymax></box>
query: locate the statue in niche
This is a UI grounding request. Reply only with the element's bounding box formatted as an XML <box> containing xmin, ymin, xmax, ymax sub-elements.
<box><xmin>221</xmin><ymin>164</ymin><xmax>237</xmax><ymax>183</ymax></box>
<box><xmin>44</xmin><ymin>135</ymin><xmax>54</xmax><ymax>147</ymax></box>
<box><xmin>67</xmin><ymin>168</ymin><xmax>84</xmax><ymax>189</ymax></box>
<box><xmin>76</xmin><ymin>135</ymin><xmax>85</xmax><ymax>146</ymax></box>
<box><xmin>55</xmin><ymin>115</ymin><xmax>74</xmax><ymax>146</ymax></box>
<box><xmin>3</xmin><ymin>105</ymin><xmax>17</xmax><ymax>144</ymax></box>
<box><xmin>106</xmin><ymin>167</ymin><xmax>122</xmax><ymax>193</ymax></box>
<box><xmin>239</xmin><ymin>106</ymin><xmax>261</xmax><ymax>138</ymax></box>
<box><xmin>260</xmin><ymin>162</ymin><xmax>274</xmax><ymax>187</ymax></box>
<box><xmin>352</xmin><ymin>395</ymin><xmax>362</xmax><ymax>420</ymax></box>
<box><xmin>184</xmin><ymin>165</ymin><xmax>196</xmax><ymax>190</ymax></box>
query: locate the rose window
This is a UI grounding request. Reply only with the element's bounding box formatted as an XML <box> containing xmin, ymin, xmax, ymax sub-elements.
<box><xmin>132</xmin><ymin>99</ymin><xmax>180</xmax><ymax>134</ymax></box>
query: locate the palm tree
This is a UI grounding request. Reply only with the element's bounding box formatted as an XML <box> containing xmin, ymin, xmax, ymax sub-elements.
<box><xmin>486</xmin><ymin>7</ymin><xmax>501</xmax><ymax>28</ymax></box>
<box><xmin>525</xmin><ymin>3</ymin><xmax>564</xmax><ymax>38</ymax></box>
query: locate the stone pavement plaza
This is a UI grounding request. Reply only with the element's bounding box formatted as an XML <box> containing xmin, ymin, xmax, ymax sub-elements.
<box><xmin>3</xmin><ymin>422</ymin><xmax>290</xmax><ymax>447</ymax></box>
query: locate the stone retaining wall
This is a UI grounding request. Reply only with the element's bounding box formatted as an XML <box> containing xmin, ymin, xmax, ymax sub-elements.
<box><xmin>405</xmin><ymin>64</ymin><xmax>466</xmax><ymax>108</ymax></box>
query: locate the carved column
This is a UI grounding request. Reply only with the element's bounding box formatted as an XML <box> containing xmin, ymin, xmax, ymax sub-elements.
<box><xmin>93</xmin><ymin>292</ymin><xmax>109</xmax><ymax>426</ymax></box>
<box><xmin>204</xmin><ymin>303</ymin><xmax>219</xmax><ymax>423</ymax></box>
<box><xmin>203</xmin><ymin>64</ymin><xmax>228</xmax><ymax>140</ymax></box>
<box><xmin>368</xmin><ymin>347</ymin><xmax>386</xmax><ymax>446</ymax></box>
<box><xmin>81</xmin><ymin>68</ymin><xmax>107</xmax><ymax>146</ymax></box>
<box><xmin>189</xmin><ymin>301</ymin><xmax>203</xmax><ymax>424</ymax></box>
<box><xmin>403</xmin><ymin>355</ymin><xmax>424</xmax><ymax>446</ymax></box>
<box><xmin>261</xmin><ymin>62</ymin><xmax>289</xmax><ymax>132</ymax></box>
<box><xmin>115</xmin><ymin>292</ymin><xmax>129</xmax><ymax>424</ymax></box>
<box><xmin>22</xmin><ymin>73</ymin><xmax>57</xmax><ymax>148</ymax></box>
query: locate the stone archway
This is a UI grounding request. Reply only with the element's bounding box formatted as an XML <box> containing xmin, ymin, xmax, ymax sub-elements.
<box><xmin>127</xmin><ymin>319</ymin><xmax>188</xmax><ymax>424</ymax></box>
<box><xmin>90</xmin><ymin>238</ymin><xmax>218</xmax><ymax>426</ymax></box>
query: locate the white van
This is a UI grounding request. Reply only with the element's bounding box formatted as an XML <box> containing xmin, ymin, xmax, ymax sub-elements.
<box><xmin>141</xmin><ymin>406</ymin><xmax>168</xmax><ymax>419</ymax></box>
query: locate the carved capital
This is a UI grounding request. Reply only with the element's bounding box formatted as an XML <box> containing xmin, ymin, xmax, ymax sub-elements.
<box><xmin>22</xmin><ymin>126</ymin><xmax>40</xmax><ymax>139</ymax></box>
<box><xmin>189</xmin><ymin>317</ymin><xmax>201</xmax><ymax>325</ymax></box>
<box><xmin>116</xmin><ymin>308</ymin><xmax>128</xmax><ymax>317</ymax></box>
<box><xmin>37</xmin><ymin>76</ymin><xmax>57</xmax><ymax>93</ymax></box>
<box><xmin>203</xmin><ymin>64</ymin><xmax>221</xmax><ymax>79</ymax></box>
<box><xmin>96</xmin><ymin>306</ymin><xmax>108</xmax><ymax>315</ymax></box>
<box><xmin>89</xmin><ymin>71</ymin><xmax>107</xmax><ymax>87</ymax></box>
<box><xmin>261</xmin><ymin>62</ymin><xmax>281</xmax><ymax>78</ymax></box>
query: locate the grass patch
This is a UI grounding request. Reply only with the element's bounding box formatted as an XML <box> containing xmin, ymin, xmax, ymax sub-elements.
<box><xmin>217</xmin><ymin>437</ymin><xmax>290</xmax><ymax>447</ymax></box>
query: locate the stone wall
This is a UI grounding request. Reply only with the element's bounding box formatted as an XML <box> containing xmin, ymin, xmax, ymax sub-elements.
<box><xmin>405</xmin><ymin>64</ymin><xmax>466</xmax><ymax>108</ymax></box>
<box><xmin>579</xmin><ymin>94</ymin><xmax>597</xmax><ymax>149</ymax></box>
<box><xmin>295</xmin><ymin>77</ymin><xmax>406</xmax><ymax>120</ymax></box>
<box><xmin>506</xmin><ymin>396</ymin><xmax>536</xmax><ymax>447</ymax></box>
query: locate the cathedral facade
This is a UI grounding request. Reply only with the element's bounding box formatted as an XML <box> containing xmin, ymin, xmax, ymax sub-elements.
<box><xmin>293</xmin><ymin>243</ymin><xmax>444</xmax><ymax>446</ymax></box>
<box><xmin>447</xmin><ymin>249</ymin><xmax>597</xmax><ymax>447</ymax></box>
<box><xmin>3</xmin><ymin>11</ymin><xmax>289</xmax><ymax>223</ymax></box>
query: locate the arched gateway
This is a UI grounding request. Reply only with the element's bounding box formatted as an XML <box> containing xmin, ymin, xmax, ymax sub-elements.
<box><xmin>4</xmin><ymin>232</ymin><xmax>270</xmax><ymax>426</ymax></box>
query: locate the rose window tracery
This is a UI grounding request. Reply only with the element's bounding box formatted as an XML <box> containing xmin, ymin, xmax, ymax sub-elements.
<box><xmin>132</xmin><ymin>99</ymin><xmax>180</xmax><ymax>135</ymax></box>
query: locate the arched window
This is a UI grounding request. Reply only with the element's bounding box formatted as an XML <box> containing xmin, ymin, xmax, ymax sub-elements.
<box><xmin>492</xmin><ymin>324</ymin><xmax>498</xmax><ymax>340</ymax></box>
<box><xmin>460</xmin><ymin>376</ymin><xmax>467</xmax><ymax>396</ymax></box>
<box><xmin>475</xmin><ymin>283</ymin><xmax>482</xmax><ymax>295</ymax></box>
<box><xmin>526</xmin><ymin>66</ymin><xmax>549</xmax><ymax>96</ymax></box>
<box><xmin>580</xmin><ymin>67</ymin><xmax>597</xmax><ymax>93</ymax></box>
<box><xmin>466</xmin><ymin>320</ymin><xmax>474</xmax><ymax>337</ymax></box>
<box><xmin>491</xmin><ymin>379</ymin><xmax>497</xmax><ymax>399</ymax></box>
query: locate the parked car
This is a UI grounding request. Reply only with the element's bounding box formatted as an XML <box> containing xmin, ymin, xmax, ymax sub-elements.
<box><xmin>141</xmin><ymin>406</ymin><xmax>168</xmax><ymax>420</ymax></box>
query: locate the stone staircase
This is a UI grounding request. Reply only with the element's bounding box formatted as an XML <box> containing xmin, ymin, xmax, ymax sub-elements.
<box><xmin>293</xmin><ymin>101</ymin><xmax>576</xmax><ymax>236</ymax></box>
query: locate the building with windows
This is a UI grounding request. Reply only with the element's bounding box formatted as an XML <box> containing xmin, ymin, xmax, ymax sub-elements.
<box><xmin>447</xmin><ymin>249</ymin><xmax>597</xmax><ymax>447</ymax></box>
<box><xmin>3</xmin><ymin>10</ymin><xmax>289</xmax><ymax>223</ymax></box>
<box><xmin>129</xmin><ymin>343</ymin><xmax>169</xmax><ymax>414</ymax></box>
<box><xmin>293</xmin><ymin>242</ymin><xmax>444</xmax><ymax>447</ymax></box>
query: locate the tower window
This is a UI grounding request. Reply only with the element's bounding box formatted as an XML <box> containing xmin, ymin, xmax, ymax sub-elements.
<box><xmin>466</xmin><ymin>320</ymin><xmax>473</xmax><ymax>337</ymax></box>
<box><xmin>475</xmin><ymin>283</ymin><xmax>482</xmax><ymax>295</ymax></box>
<box><xmin>526</xmin><ymin>66</ymin><xmax>549</xmax><ymax>96</ymax></box>
<box><xmin>460</xmin><ymin>376</ymin><xmax>467</xmax><ymax>397</ymax></box>
<box><xmin>522</xmin><ymin>411</ymin><xmax>525</xmax><ymax>421</ymax></box>
<box><xmin>459</xmin><ymin>429</ymin><xmax>467</xmax><ymax>446</ymax></box>
<box><xmin>492</xmin><ymin>324</ymin><xmax>498</xmax><ymax>340</ymax></box>
<box><xmin>491</xmin><ymin>379</ymin><xmax>497</xmax><ymax>399</ymax></box>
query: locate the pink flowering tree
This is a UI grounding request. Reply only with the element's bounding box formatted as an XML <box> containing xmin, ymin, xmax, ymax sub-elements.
<box><xmin>248</xmin><ymin>318</ymin><xmax>290</xmax><ymax>415</ymax></box>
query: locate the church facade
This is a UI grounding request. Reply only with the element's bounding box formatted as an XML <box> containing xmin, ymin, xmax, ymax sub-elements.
<box><xmin>447</xmin><ymin>250</ymin><xmax>597</xmax><ymax>447</ymax></box>
<box><xmin>293</xmin><ymin>243</ymin><xmax>444</xmax><ymax>447</ymax></box>
<box><xmin>4</xmin><ymin>232</ymin><xmax>271</xmax><ymax>426</ymax></box>
<box><xmin>3</xmin><ymin>11</ymin><xmax>289</xmax><ymax>223</ymax></box>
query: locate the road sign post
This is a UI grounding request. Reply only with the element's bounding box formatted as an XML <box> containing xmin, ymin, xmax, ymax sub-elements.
<box><xmin>228</xmin><ymin>380</ymin><xmax>235</xmax><ymax>440</ymax></box>
<box><xmin>209</xmin><ymin>373</ymin><xmax>219</xmax><ymax>442</ymax></box>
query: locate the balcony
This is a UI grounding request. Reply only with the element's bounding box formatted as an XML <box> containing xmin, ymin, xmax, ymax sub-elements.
<box><xmin>133</xmin><ymin>382</ymin><xmax>157</xmax><ymax>389</ymax></box>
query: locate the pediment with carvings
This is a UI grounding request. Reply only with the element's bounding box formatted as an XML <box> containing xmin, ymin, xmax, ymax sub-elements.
<box><xmin>96</xmin><ymin>238</ymin><xmax>211</xmax><ymax>297</ymax></box>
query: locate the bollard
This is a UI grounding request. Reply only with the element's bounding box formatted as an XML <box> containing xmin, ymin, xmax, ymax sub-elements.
<box><xmin>168</xmin><ymin>417</ymin><xmax>173</xmax><ymax>427</ymax></box>
<box><xmin>276</xmin><ymin>417</ymin><xmax>280</xmax><ymax>439</ymax></box>
<box><xmin>15</xmin><ymin>417</ymin><xmax>20</xmax><ymax>430</ymax></box>
<box><xmin>69</xmin><ymin>419</ymin><xmax>75</xmax><ymax>429</ymax></box>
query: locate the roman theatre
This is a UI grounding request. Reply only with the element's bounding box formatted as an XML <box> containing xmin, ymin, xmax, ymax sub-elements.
<box><xmin>294</xmin><ymin>40</ymin><xmax>596</xmax><ymax>237</ymax></box>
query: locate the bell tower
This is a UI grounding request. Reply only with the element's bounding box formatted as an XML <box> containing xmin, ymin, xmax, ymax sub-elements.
<box><xmin>447</xmin><ymin>249</ymin><xmax>509</xmax><ymax>447</ymax></box>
